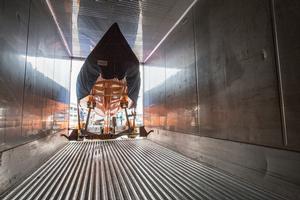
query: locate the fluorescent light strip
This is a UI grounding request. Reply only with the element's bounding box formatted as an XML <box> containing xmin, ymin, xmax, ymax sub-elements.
<box><xmin>144</xmin><ymin>0</ymin><xmax>198</xmax><ymax>63</ymax></box>
<box><xmin>46</xmin><ymin>0</ymin><xmax>72</xmax><ymax>56</ymax></box>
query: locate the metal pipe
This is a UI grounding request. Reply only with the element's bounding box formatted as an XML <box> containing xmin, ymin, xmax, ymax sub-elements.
<box><xmin>85</xmin><ymin>107</ymin><xmax>92</xmax><ymax>131</ymax></box>
<box><xmin>77</xmin><ymin>102</ymin><xmax>81</xmax><ymax>131</ymax></box>
<box><xmin>124</xmin><ymin>108</ymin><xmax>131</xmax><ymax>130</ymax></box>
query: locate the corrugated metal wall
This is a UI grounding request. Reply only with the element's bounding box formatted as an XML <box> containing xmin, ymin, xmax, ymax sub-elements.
<box><xmin>144</xmin><ymin>0</ymin><xmax>300</xmax><ymax>151</ymax></box>
<box><xmin>0</xmin><ymin>0</ymin><xmax>71</xmax><ymax>152</ymax></box>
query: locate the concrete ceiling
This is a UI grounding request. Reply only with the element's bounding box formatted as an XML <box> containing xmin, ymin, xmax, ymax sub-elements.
<box><xmin>48</xmin><ymin>0</ymin><xmax>195</xmax><ymax>62</ymax></box>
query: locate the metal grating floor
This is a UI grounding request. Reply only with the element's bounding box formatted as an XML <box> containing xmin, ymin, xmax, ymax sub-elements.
<box><xmin>3</xmin><ymin>139</ymin><xmax>285</xmax><ymax>200</ymax></box>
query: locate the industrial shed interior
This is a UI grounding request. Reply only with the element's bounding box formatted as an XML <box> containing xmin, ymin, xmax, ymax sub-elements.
<box><xmin>0</xmin><ymin>0</ymin><xmax>300</xmax><ymax>199</ymax></box>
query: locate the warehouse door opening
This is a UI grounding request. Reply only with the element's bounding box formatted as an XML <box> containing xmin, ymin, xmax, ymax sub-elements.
<box><xmin>68</xmin><ymin>59</ymin><xmax>144</xmax><ymax>133</ymax></box>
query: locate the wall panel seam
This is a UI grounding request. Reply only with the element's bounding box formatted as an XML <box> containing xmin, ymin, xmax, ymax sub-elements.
<box><xmin>20</xmin><ymin>0</ymin><xmax>32</xmax><ymax>137</ymax></box>
<box><xmin>270</xmin><ymin>0</ymin><xmax>288</xmax><ymax>146</ymax></box>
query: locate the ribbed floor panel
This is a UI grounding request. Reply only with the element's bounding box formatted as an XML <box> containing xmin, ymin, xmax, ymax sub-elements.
<box><xmin>3</xmin><ymin>139</ymin><xmax>285</xmax><ymax>200</ymax></box>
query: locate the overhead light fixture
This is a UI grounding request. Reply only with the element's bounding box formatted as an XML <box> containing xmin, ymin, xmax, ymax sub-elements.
<box><xmin>144</xmin><ymin>0</ymin><xmax>198</xmax><ymax>63</ymax></box>
<box><xmin>46</xmin><ymin>0</ymin><xmax>72</xmax><ymax>57</ymax></box>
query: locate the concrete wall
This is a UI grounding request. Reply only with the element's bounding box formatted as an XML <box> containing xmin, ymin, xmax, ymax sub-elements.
<box><xmin>144</xmin><ymin>0</ymin><xmax>300</xmax><ymax>198</ymax></box>
<box><xmin>0</xmin><ymin>0</ymin><xmax>71</xmax><ymax>152</ymax></box>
